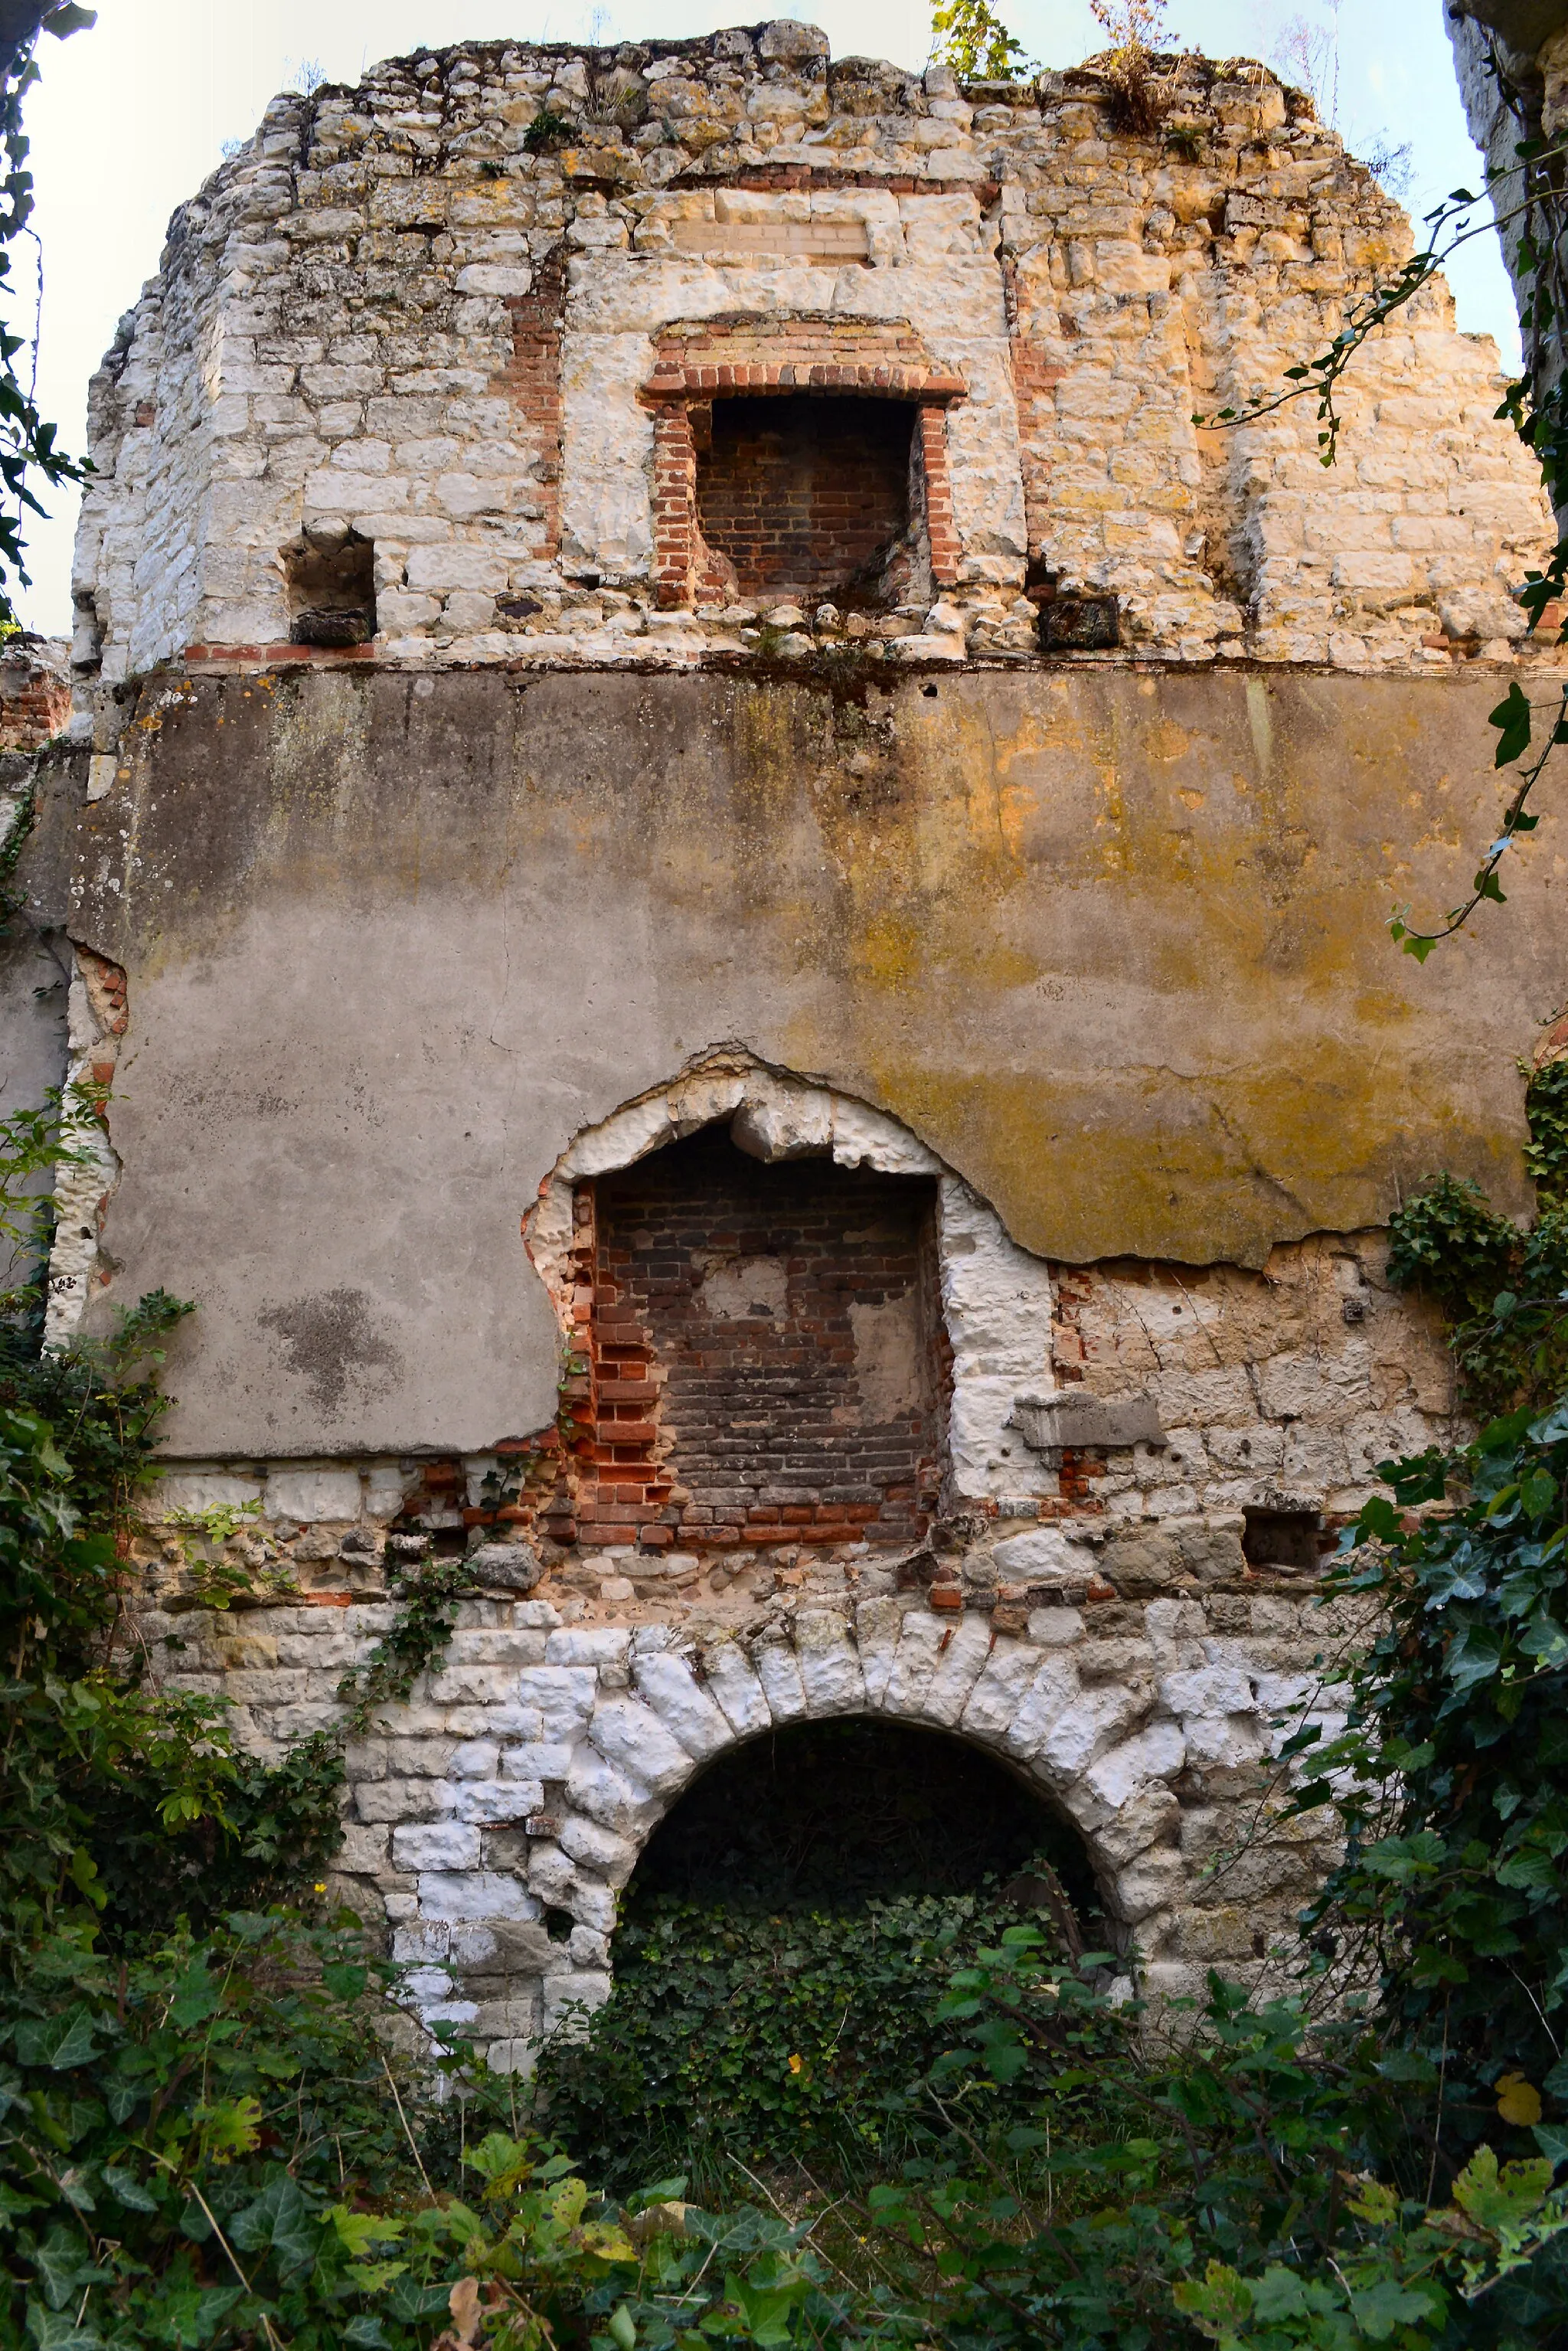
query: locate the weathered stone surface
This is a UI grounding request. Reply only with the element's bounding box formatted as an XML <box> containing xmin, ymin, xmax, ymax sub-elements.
<box><xmin>632</xmin><ymin>1653</ymin><xmax>731</xmax><ymax>1758</ymax></box>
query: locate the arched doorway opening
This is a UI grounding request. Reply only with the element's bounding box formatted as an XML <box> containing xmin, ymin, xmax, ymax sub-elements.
<box><xmin>635</xmin><ymin>1715</ymin><xmax>1101</xmax><ymax>1926</ymax></box>
<box><xmin>534</xmin><ymin>1717</ymin><xmax>1107</xmax><ymax>2188</ymax></box>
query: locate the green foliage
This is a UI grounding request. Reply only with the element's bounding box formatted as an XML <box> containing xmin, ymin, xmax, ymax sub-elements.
<box><xmin>1289</xmin><ymin>1395</ymin><xmax>1568</xmax><ymax>2137</ymax></box>
<box><xmin>805</xmin><ymin>1930</ymin><xmax>1568</xmax><ymax>2349</ymax></box>
<box><xmin>1524</xmin><ymin>1059</ymin><xmax>1568</xmax><ymax>1206</ymax></box>
<box><xmin>927</xmin><ymin>0</ymin><xmax>1034</xmax><ymax>82</ymax></box>
<box><xmin>522</xmin><ymin>104</ymin><xmax>574</xmax><ymax>152</ymax></box>
<box><xmin>1386</xmin><ymin>1174</ymin><xmax>1520</xmax><ymax>1322</ymax></box>
<box><xmin>335</xmin><ymin>1552</ymin><xmax>472</xmax><ymax>1733</ymax></box>
<box><xmin>1385</xmin><ymin>1073</ymin><xmax>1568</xmax><ymax>1421</ymax></box>
<box><xmin>537</xmin><ymin>1885</ymin><xmax>1096</xmax><ymax>2191</ymax></box>
<box><xmin>0</xmin><ymin>6</ymin><xmax>96</xmax><ymax>620</ymax></box>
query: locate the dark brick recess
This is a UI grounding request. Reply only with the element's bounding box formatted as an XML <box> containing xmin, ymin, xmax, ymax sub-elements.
<box><xmin>576</xmin><ymin>1128</ymin><xmax>944</xmax><ymax>1550</ymax></box>
<box><xmin>694</xmin><ymin>395</ymin><xmax>913</xmax><ymax>598</ymax></box>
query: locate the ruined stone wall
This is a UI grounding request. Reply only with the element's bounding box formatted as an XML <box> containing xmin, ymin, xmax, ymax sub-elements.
<box><xmin>28</xmin><ymin>25</ymin><xmax>1568</xmax><ymax>2071</ymax></box>
<box><xmin>68</xmin><ymin>28</ymin><xmax>1550</xmax><ymax>722</ymax></box>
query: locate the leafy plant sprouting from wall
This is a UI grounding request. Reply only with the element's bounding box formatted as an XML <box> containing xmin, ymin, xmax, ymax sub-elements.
<box><xmin>927</xmin><ymin>0</ymin><xmax>1035</xmax><ymax>83</ymax></box>
<box><xmin>1087</xmin><ymin>0</ymin><xmax>1179</xmax><ymax>136</ymax></box>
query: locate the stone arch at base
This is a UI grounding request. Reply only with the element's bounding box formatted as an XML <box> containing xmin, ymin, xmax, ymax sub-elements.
<box><xmin>405</xmin><ymin>1597</ymin><xmax>1189</xmax><ymax>2075</ymax></box>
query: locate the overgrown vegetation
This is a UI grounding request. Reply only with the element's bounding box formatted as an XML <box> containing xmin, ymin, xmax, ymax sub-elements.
<box><xmin>11</xmin><ymin>1062</ymin><xmax>1568</xmax><ymax>2346</ymax></box>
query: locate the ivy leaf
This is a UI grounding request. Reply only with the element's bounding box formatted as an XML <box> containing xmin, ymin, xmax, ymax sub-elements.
<box><xmin>100</xmin><ymin>2165</ymin><xmax>158</xmax><ymax>2213</ymax></box>
<box><xmin>30</xmin><ymin>2227</ymin><xmax>103</xmax><ymax>2312</ymax></box>
<box><xmin>322</xmin><ymin>1962</ymin><xmax>368</xmax><ymax>2003</ymax></box>
<box><xmin>14</xmin><ymin>2008</ymin><xmax>98</xmax><ymax>2070</ymax></box>
<box><xmin>1446</xmin><ymin>1621</ymin><xmax>1506</xmax><ymax>1693</ymax></box>
<box><xmin>23</xmin><ymin>2310</ymin><xmax>104</xmax><ymax>2350</ymax></box>
<box><xmin>230</xmin><ymin>2176</ymin><xmax>322</xmax><ymax>2277</ymax></box>
<box><xmin>1491</xmin><ymin>681</ymin><xmax>1534</xmax><ymax>767</ymax></box>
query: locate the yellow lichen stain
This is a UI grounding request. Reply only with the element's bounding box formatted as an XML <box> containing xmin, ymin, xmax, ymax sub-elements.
<box><xmin>844</xmin><ymin>1022</ymin><xmax>1528</xmax><ymax>1268</ymax></box>
<box><xmin>1178</xmin><ymin>787</ymin><xmax>1205</xmax><ymax>811</ymax></box>
<box><xmin>996</xmin><ymin>780</ymin><xmax>1037</xmax><ymax>862</ymax></box>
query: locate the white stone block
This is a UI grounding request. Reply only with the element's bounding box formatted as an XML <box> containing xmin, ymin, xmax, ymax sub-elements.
<box><xmin>1159</xmin><ymin>1667</ymin><xmax>1255</xmax><ymax>1718</ymax></box>
<box><xmin>701</xmin><ymin>1640</ymin><xmax>772</xmax><ymax>1736</ymax></box>
<box><xmin>486</xmin><ymin>2037</ymin><xmax>539</xmax><ymax>2077</ymax></box>
<box><xmin>502</xmin><ymin>1742</ymin><xmax>577</xmax><ymax>1780</ymax></box>
<box><xmin>795</xmin><ymin>1610</ymin><xmax>865</xmax><ymax>1715</ymax></box>
<box><xmin>265</xmin><ymin>1468</ymin><xmax>362</xmax><ymax>1524</ymax></box>
<box><xmin>753</xmin><ymin>1641</ymin><xmax>808</xmax><ymax>1722</ymax></box>
<box><xmin>587</xmin><ymin>1696</ymin><xmax>692</xmax><ymax>1795</ymax></box>
<box><xmin>961</xmin><ymin>1638</ymin><xmax>1048</xmax><ymax>1742</ymax></box>
<box><xmin>416</xmin><ymin>1871</ymin><xmax>536</xmax><ymax>1924</ymax></box>
<box><xmin>1084</xmin><ymin>1721</ymin><xmax>1187</xmax><ymax>1810</ymax></box>
<box><xmin>1027</xmin><ymin>1608</ymin><xmax>1085</xmax><ymax>1646</ymax></box>
<box><xmin>881</xmin><ymin>1611</ymin><xmax>947</xmax><ymax>1715</ymax></box>
<box><xmin>454</xmin><ymin>1779</ymin><xmax>544</xmax><ymax>1825</ymax></box>
<box><xmin>392</xmin><ymin>1821</ymin><xmax>481</xmax><ymax>1872</ymax></box>
<box><xmin>449</xmin><ymin>1740</ymin><xmax>500</xmax><ymax>1779</ymax></box>
<box><xmin>526</xmin><ymin>1843</ymin><xmax>577</xmax><ymax>1902</ymax></box>
<box><xmin>855</xmin><ymin>1597</ymin><xmax>907</xmax><ymax>1705</ymax></box>
<box><xmin>364</xmin><ymin>1467</ymin><xmax>410</xmax><ymax>1520</ymax></box>
<box><xmin>565</xmin><ymin>1746</ymin><xmax>656</xmax><ymax>1836</ymax></box>
<box><xmin>546</xmin><ymin>1628</ymin><xmax>632</xmax><ymax>1669</ymax></box>
<box><xmin>516</xmin><ymin>1666</ymin><xmax>598</xmax><ymax>1742</ymax></box>
<box><xmin>1017</xmin><ymin>1673</ymin><xmax>1135</xmax><ymax>1779</ymax></box>
<box><xmin>1184</xmin><ymin>1713</ymin><xmax>1268</xmax><ymax>1767</ymax></box>
<box><xmin>920</xmin><ymin>1613</ymin><xmax>993</xmax><ymax>1725</ymax></box>
<box><xmin>542</xmin><ymin>1971</ymin><xmax>612</xmax><ymax>2039</ymax></box>
<box><xmin>570</xmin><ymin>1881</ymin><xmax>616</xmax><ymax>1934</ymax></box>
<box><xmin>456</xmin><ymin>263</ymin><xmax>533</xmax><ymax>296</ymax></box>
<box><xmin>560</xmin><ymin>1814</ymin><xmax>638</xmax><ymax>1880</ymax></box>
<box><xmin>633</xmin><ymin>1653</ymin><xmax>732</xmax><ymax>1758</ymax></box>
<box><xmin>150</xmin><ymin>1473</ymin><xmax>263</xmax><ymax>1517</ymax></box>
<box><xmin>991</xmin><ymin>1526</ymin><xmax>1096</xmax><ymax>1581</ymax></box>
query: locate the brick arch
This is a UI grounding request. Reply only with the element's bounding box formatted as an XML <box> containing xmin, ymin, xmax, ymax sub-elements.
<box><xmin>400</xmin><ymin>1601</ymin><xmax>1194</xmax><ymax>2075</ymax></box>
<box><xmin>640</xmin><ymin>316</ymin><xmax>967</xmax><ymax>607</ymax></box>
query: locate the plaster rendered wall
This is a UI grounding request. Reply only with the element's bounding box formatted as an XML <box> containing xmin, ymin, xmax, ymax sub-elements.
<box><xmin>60</xmin><ymin>661</ymin><xmax>1556</xmax><ymax>1455</ymax></box>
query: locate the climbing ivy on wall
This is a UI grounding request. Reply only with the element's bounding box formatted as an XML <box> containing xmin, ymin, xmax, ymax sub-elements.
<box><xmin>1383</xmin><ymin>1063</ymin><xmax>1568</xmax><ymax>1421</ymax></box>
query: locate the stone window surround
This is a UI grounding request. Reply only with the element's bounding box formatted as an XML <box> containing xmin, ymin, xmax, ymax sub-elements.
<box><xmin>640</xmin><ymin>325</ymin><xmax>967</xmax><ymax>610</ymax></box>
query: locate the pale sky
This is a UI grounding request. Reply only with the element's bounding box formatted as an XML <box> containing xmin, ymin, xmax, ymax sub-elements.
<box><xmin>15</xmin><ymin>0</ymin><xmax>1519</xmax><ymax>635</ymax></box>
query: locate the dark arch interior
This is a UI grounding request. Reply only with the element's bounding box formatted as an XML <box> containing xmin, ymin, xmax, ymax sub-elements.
<box><xmin>630</xmin><ymin>1715</ymin><xmax>1103</xmax><ymax>1939</ymax></box>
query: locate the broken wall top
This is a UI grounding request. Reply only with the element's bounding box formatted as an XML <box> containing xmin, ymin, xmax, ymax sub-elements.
<box><xmin>69</xmin><ymin>26</ymin><xmax>1553</xmax><ymax>708</ymax></box>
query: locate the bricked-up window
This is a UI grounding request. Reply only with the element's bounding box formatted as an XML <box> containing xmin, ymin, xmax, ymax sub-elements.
<box><xmin>694</xmin><ymin>395</ymin><xmax>915</xmax><ymax>601</ymax></box>
<box><xmin>580</xmin><ymin>1128</ymin><xmax>946</xmax><ymax>1552</ymax></box>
